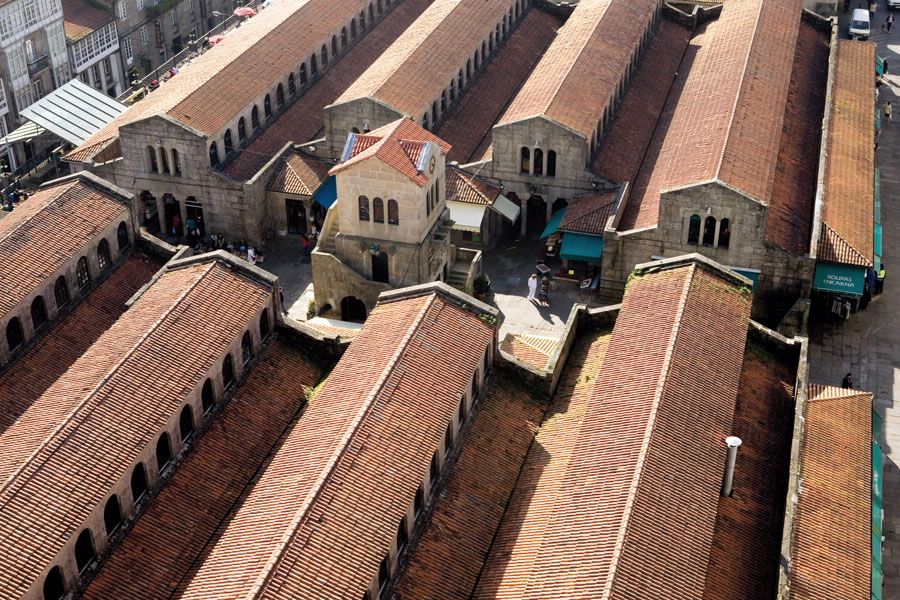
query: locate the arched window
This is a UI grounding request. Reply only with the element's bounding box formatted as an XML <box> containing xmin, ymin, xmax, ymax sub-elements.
<box><xmin>520</xmin><ymin>147</ymin><xmax>530</xmax><ymax>174</ymax></box>
<box><xmin>209</xmin><ymin>142</ymin><xmax>219</xmax><ymax>168</ymax></box>
<box><xmin>156</xmin><ymin>431</ymin><xmax>172</xmax><ymax>470</ymax></box>
<box><xmin>172</xmin><ymin>149</ymin><xmax>182</xmax><ymax>176</ymax></box>
<box><xmin>388</xmin><ymin>199</ymin><xmax>398</xmax><ymax>225</ymax></box>
<box><xmin>300</xmin><ymin>63</ymin><xmax>308</xmax><ymax>85</ymax></box>
<box><xmin>496</xmin><ymin>24</ymin><xmax>501</xmax><ymax>45</ymax></box>
<box><xmin>533</xmin><ymin>148</ymin><xmax>543</xmax><ymax>176</ymax></box>
<box><xmin>482</xmin><ymin>41</ymin><xmax>487</xmax><ymax>61</ymax></box>
<box><xmin>74</xmin><ymin>529</ymin><xmax>96</xmax><ymax>573</ymax></box>
<box><xmin>458</xmin><ymin>396</ymin><xmax>466</xmax><ymax>424</ymax></box>
<box><xmin>441</xmin><ymin>90</ymin><xmax>447</xmax><ymax>112</ymax></box>
<box><xmin>179</xmin><ymin>405</ymin><xmax>195</xmax><ymax>442</ymax></box>
<box><xmin>444</xmin><ymin>423</ymin><xmax>453</xmax><ymax>457</ymax></box>
<box><xmin>160</xmin><ymin>148</ymin><xmax>170</xmax><ymax>174</ymax></box>
<box><xmin>238</xmin><ymin>117</ymin><xmax>247</xmax><ymax>141</ymax></box>
<box><xmin>397</xmin><ymin>517</ymin><xmax>408</xmax><ymax>552</ymax></box>
<box><xmin>450</xmin><ymin>79</ymin><xmax>455</xmax><ymax>102</ymax></box>
<box><xmin>276</xmin><ymin>84</ymin><xmax>285</xmax><ymax>108</ymax></box>
<box><xmin>377</xmin><ymin>0</ymin><xmax>382</xmax><ymax>14</ymax></box>
<box><xmin>457</xmin><ymin>69</ymin><xmax>463</xmax><ymax>92</ymax></box>
<box><xmin>264</xmin><ymin>94</ymin><xmax>272</xmax><ymax>118</ymax></box>
<box><xmin>259</xmin><ymin>308</ymin><xmax>270</xmax><ymax>339</ymax></box>
<box><xmin>358</xmin><ymin>195</ymin><xmax>370</xmax><ymax>221</ymax></box>
<box><xmin>131</xmin><ymin>462</ymin><xmax>148</xmax><ymax>501</ymax></box>
<box><xmin>6</xmin><ymin>317</ymin><xmax>23</xmax><ymax>351</ymax></box>
<box><xmin>223</xmin><ymin>353</ymin><xmax>235</xmax><ymax>389</ymax></box>
<box><xmin>31</xmin><ymin>295</ymin><xmax>48</xmax><ymax>330</ymax></box>
<box><xmin>97</xmin><ymin>238</ymin><xmax>111</xmax><ymax>270</ymax></box>
<box><xmin>466</xmin><ymin>60</ymin><xmax>471</xmax><ymax>80</ymax></box>
<box><xmin>54</xmin><ymin>276</ymin><xmax>70</xmax><ymax>310</ymax></box>
<box><xmin>718</xmin><ymin>218</ymin><xmax>730</xmax><ymax>248</ymax></box>
<box><xmin>331</xmin><ymin>35</ymin><xmax>338</xmax><ymax>57</ymax></box>
<box><xmin>117</xmin><ymin>221</ymin><xmax>130</xmax><ymax>251</ymax></box>
<box><xmin>432</xmin><ymin>101</ymin><xmax>438</xmax><ymax>123</ymax></box>
<box><xmin>341</xmin><ymin>27</ymin><xmax>347</xmax><ymax>48</ymax></box>
<box><xmin>104</xmin><ymin>495</ymin><xmax>122</xmax><ymax>536</ymax></box>
<box><xmin>242</xmin><ymin>331</ymin><xmax>253</xmax><ymax>365</ymax></box>
<box><xmin>76</xmin><ymin>256</ymin><xmax>91</xmax><ymax>289</ymax></box>
<box><xmin>687</xmin><ymin>214</ymin><xmax>701</xmax><ymax>244</ymax></box>
<box><xmin>321</xmin><ymin>44</ymin><xmax>328</xmax><ymax>66</ymax></box>
<box><xmin>252</xmin><ymin>106</ymin><xmax>260</xmax><ymax>130</ymax></box>
<box><xmin>222</xmin><ymin>130</ymin><xmax>234</xmax><ymax>157</ymax></box>
<box><xmin>360</xmin><ymin>10</ymin><xmax>366</xmax><ymax>30</ymax></box>
<box><xmin>351</xmin><ymin>19</ymin><xmax>357</xmax><ymax>39</ymax></box>
<box><xmin>373</xmin><ymin>197</ymin><xmax>384</xmax><ymax>223</ymax></box>
<box><xmin>147</xmin><ymin>145</ymin><xmax>158</xmax><ymax>173</ymax></box>
<box><xmin>489</xmin><ymin>35</ymin><xmax>493</xmax><ymax>53</ymax></box>
<box><xmin>547</xmin><ymin>150</ymin><xmax>556</xmax><ymax>177</ymax></box>
<box><xmin>310</xmin><ymin>54</ymin><xmax>318</xmax><ymax>76</ymax></box>
<box><xmin>414</xmin><ymin>487</ymin><xmax>424</xmax><ymax>517</ymax></box>
<box><xmin>422</xmin><ymin>113</ymin><xmax>429</xmax><ymax>131</ymax></box>
<box><xmin>474</xmin><ymin>50</ymin><xmax>479</xmax><ymax>71</ymax></box>
<box><xmin>430</xmin><ymin>453</ymin><xmax>439</xmax><ymax>490</ymax></box>
<box><xmin>201</xmin><ymin>378</ymin><xmax>214</xmax><ymax>414</ymax></box>
<box><xmin>368</xmin><ymin>2</ymin><xmax>374</xmax><ymax>21</ymax></box>
<box><xmin>43</xmin><ymin>566</ymin><xmax>65</xmax><ymax>600</ymax></box>
<box><xmin>702</xmin><ymin>216</ymin><xmax>716</xmax><ymax>247</ymax></box>
<box><xmin>378</xmin><ymin>557</ymin><xmax>389</xmax><ymax>594</ymax></box>
<box><xmin>288</xmin><ymin>73</ymin><xmax>295</xmax><ymax>96</ymax></box>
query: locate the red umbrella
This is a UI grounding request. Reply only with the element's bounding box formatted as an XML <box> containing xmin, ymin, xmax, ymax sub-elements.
<box><xmin>208</xmin><ymin>34</ymin><xmax>225</xmax><ymax>44</ymax></box>
<box><xmin>233</xmin><ymin>6</ymin><xmax>256</xmax><ymax>16</ymax></box>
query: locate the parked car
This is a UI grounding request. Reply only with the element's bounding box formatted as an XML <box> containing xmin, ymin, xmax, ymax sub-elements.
<box><xmin>850</xmin><ymin>8</ymin><xmax>871</xmax><ymax>40</ymax></box>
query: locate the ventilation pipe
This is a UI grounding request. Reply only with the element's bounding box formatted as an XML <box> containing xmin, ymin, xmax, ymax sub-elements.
<box><xmin>721</xmin><ymin>436</ymin><xmax>742</xmax><ymax>497</ymax></box>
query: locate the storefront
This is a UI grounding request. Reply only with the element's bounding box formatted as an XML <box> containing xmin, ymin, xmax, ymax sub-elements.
<box><xmin>813</xmin><ymin>262</ymin><xmax>867</xmax><ymax>319</ymax></box>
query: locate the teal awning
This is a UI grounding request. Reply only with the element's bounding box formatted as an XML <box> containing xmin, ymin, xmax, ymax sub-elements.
<box><xmin>813</xmin><ymin>263</ymin><xmax>866</xmax><ymax>296</ymax></box>
<box><xmin>560</xmin><ymin>232</ymin><xmax>603</xmax><ymax>262</ymax></box>
<box><xmin>729</xmin><ymin>266</ymin><xmax>760</xmax><ymax>291</ymax></box>
<box><xmin>313</xmin><ymin>176</ymin><xmax>337</xmax><ymax>208</ymax></box>
<box><xmin>876</xmin><ymin>224</ymin><xmax>883</xmax><ymax>258</ymax></box>
<box><xmin>876</xmin><ymin>168</ymin><xmax>882</xmax><ymax>224</ymax></box>
<box><xmin>875</xmin><ymin>439</ymin><xmax>885</xmax><ymax>600</ymax></box>
<box><xmin>540</xmin><ymin>207</ymin><xmax>567</xmax><ymax>238</ymax></box>
<box><xmin>877</xmin><ymin>54</ymin><xmax>885</xmax><ymax>75</ymax></box>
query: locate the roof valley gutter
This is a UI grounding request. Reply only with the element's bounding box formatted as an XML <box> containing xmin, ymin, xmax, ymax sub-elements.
<box><xmin>243</xmin><ymin>294</ymin><xmax>437</xmax><ymax>600</ymax></box>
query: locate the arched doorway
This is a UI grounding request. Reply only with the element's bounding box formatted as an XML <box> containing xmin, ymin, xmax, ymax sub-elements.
<box><xmin>140</xmin><ymin>191</ymin><xmax>160</xmax><ymax>233</ymax></box>
<box><xmin>371</xmin><ymin>251</ymin><xmax>389</xmax><ymax>283</ymax></box>
<box><xmin>185</xmin><ymin>197</ymin><xmax>205</xmax><ymax>237</ymax></box>
<box><xmin>163</xmin><ymin>194</ymin><xmax>182</xmax><ymax>238</ymax></box>
<box><xmin>286</xmin><ymin>199</ymin><xmax>307</xmax><ymax>234</ymax></box>
<box><xmin>340</xmin><ymin>296</ymin><xmax>366</xmax><ymax>322</ymax></box>
<box><xmin>526</xmin><ymin>194</ymin><xmax>545</xmax><ymax>236</ymax></box>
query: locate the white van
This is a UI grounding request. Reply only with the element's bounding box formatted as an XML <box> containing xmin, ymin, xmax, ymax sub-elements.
<box><xmin>849</xmin><ymin>9</ymin><xmax>871</xmax><ymax>40</ymax></box>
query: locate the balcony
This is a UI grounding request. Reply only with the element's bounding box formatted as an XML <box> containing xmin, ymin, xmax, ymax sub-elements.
<box><xmin>27</xmin><ymin>54</ymin><xmax>49</xmax><ymax>77</ymax></box>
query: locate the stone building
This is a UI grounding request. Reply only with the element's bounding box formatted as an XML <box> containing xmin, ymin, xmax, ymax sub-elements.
<box><xmin>445</xmin><ymin>166</ymin><xmax>519</xmax><ymax>248</ymax></box>
<box><xmin>62</xmin><ymin>0</ymin><xmax>126</xmax><ymax>97</ymax></box>
<box><xmin>265</xmin><ymin>147</ymin><xmax>330</xmax><ymax>236</ymax></box>
<box><xmin>312</xmin><ymin>118</ymin><xmax>458</xmax><ymax>321</ymax></box>
<box><xmin>0</xmin><ymin>171</ymin><xmax>136</xmax><ymax>367</ymax></box>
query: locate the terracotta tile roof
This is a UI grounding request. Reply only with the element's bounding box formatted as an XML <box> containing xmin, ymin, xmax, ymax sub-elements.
<box><xmin>0</xmin><ymin>179</ymin><xmax>129</xmax><ymax>317</ymax></box>
<box><xmin>620</xmin><ymin>0</ymin><xmax>803</xmax><ymax>232</ymax></box>
<box><xmin>559</xmin><ymin>192</ymin><xmax>617</xmax><ymax>235</ymax></box>
<box><xmin>446</xmin><ymin>168</ymin><xmax>500</xmax><ymax>206</ymax></box>
<box><xmin>82</xmin><ymin>341</ymin><xmax>323</xmax><ymax>600</ymax></box>
<box><xmin>765</xmin><ymin>22</ymin><xmax>829</xmax><ymax>254</ymax></box>
<box><xmin>334</xmin><ymin>0</ymin><xmax>518</xmax><ymax>118</ymax></box>
<box><xmin>61</xmin><ymin>0</ymin><xmax>114</xmax><ymax>42</ymax></box>
<box><xmin>473</xmin><ymin>263</ymin><xmax>752</xmax><ymax>599</ymax></box>
<box><xmin>390</xmin><ymin>371</ymin><xmax>555</xmax><ymax>600</ymax></box>
<box><xmin>789</xmin><ymin>385</ymin><xmax>873</xmax><ymax>599</ymax></box>
<box><xmin>0</xmin><ymin>254</ymin><xmax>160</xmax><ymax>433</ymax></box>
<box><xmin>820</xmin><ymin>40</ymin><xmax>876</xmax><ymax>266</ymax></box>
<box><xmin>701</xmin><ymin>340</ymin><xmax>797</xmax><ymax>599</ymax></box>
<box><xmin>438</xmin><ymin>9</ymin><xmax>561</xmax><ymax>165</ymax></box>
<box><xmin>267</xmin><ymin>151</ymin><xmax>331</xmax><ymax>195</ymax></box>
<box><xmin>330</xmin><ymin>118</ymin><xmax>451</xmax><ymax>186</ymax></box>
<box><xmin>175</xmin><ymin>293</ymin><xmax>494</xmax><ymax>600</ymax></box>
<box><xmin>498</xmin><ymin>0</ymin><xmax>661</xmax><ymax>139</ymax></box>
<box><xmin>0</xmin><ymin>260</ymin><xmax>273</xmax><ymax>600</ymax></box>
<box><xmin>590</xmin><ymin>19</ymin><xmax>692</xmax><ymax>184</ymax></box>
<box><xmin>68</xmin><ymin>0</ymin><xmax>377</xmax><ymax>160</ymax></box>
<box><xmin>817</xmin><ymin>223</ymin><xmax>872</xmax><ymax>267</ymax></box>
<box><xmin>499</xmin><ymin>332</ymin><xmax>561</xmax><ymax>370</ymax></box>
<box><xmin>223</xmin><ymin>0</ymin><xmax>432</xmax><ymax>180</ymax></box>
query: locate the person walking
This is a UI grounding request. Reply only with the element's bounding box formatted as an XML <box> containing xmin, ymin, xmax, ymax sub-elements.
<box><xmin>527</xmin><ymin>273</ymin><xmax>538</xmax><ymax>301</ymax></box>
<box><xmin>876</xmin><ymin>263</ymin><xmax>886</xmax><ymax>293</ymax></box>
<box><xmin>885</xmin><ymin>101</ymin><xmax>893</xmax><ymax>123</ymax></box>
<box><xmin>171</xmin><ymin>214</ymin><xmax>181</xmax><ymax>237</ymax></box>
<box><xmin>842</xmin><ymin>373</ymin><xmax>853</xmax><ymax>389</ymax></box>
<box><xmin>889</xmin><ymin>13</ymin><xmax>895</xmax><ymax>31</ymax></box>
<box><xmin>538</xmin><ymin>276</ymin><xmax>550</xmax><ymax>307</ymax></box>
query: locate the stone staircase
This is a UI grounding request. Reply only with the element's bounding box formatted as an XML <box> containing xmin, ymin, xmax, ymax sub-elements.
<box><xmin>318</xmin><ymin>226</ymin><xmax>337</xmax><ymax>254</ymax></box>
<box><xmin>431</xmin><ymin>217</ymin><xmax>454</xmax><ymax>243</ymax></box>
<box><xmin>447</xmin><ymin>264</ymin><xmax>469</xmax><ymax>291</ymax></box>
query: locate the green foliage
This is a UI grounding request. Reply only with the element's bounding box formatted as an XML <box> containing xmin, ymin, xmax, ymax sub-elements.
<box><xmin>478</xmin><ymin>313</ymin><xmax>499</xmax><ymax>326</ymax></box>
<box><xmin>473</xmin><ymin>273</ymin><xmax>491</xmax><ymax>294</ymax></box>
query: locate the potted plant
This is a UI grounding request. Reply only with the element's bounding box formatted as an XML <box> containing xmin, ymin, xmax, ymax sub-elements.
<box><xmin>473</xmin><ymin>273</ymin><xmax>491</xmax><ymax>300</ymax></box>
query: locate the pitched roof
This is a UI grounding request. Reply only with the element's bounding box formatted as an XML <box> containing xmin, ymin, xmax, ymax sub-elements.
<box><xmin>0</xmin><ymin>259</ymin><xmax>273</xmax><ymax>600</ymax></box>
<box><xmin>497</xmin><ymin>0</ymin><xmax>661</xmax><ymax>139</ymax></box>
<box><xmin>267</xmin><ymin>151</ymin><xmax>331</xmax><ymax>195</ymax></box>
<box><xmin>499</xmin><ymin>332</ymin><xmax>560</xmax><ymax>371</ymax></box>
<box><xmin>0</xmin><ymin>254</ymin><xmax>160</xmax><ymax>433</ymax></box>
<box><xmin>61</xmin><ymin>0</ymin><xmax>114</xmax><ymax>42</ymax></box>
<box><xmin>0</xmin><ymin>179</ymin><xmax>128</xmax><ymax>317</ymax></box>
<box><xmin>330</xmin><ymin>118</ymin><xmax>451</xmax><ymax>186</ymax></box>
<box><xmin>68</xmin><ymin>0</ymin><xmax>374</xmax><ymax>160</ymax></box>
<box><xmin>819</xmin><ymin>40</ymin><xmax>876</xmax><ymax>266</ymax></box>
<box><xmin>473</xmin><ymin>261</ymin><xmax>752</xmax><ymax>599</ymax></box>
<box><xmin>559</xmin><ymin>192</ymin><xmax>617</xmax><ymax>235</ymax></box>
<box><xmin>446</xmin><ymin>168</ymin><xmax>501</xmax><ymax>205</ymax></box>
<box><xmin>620</xmin><ymin>0</ymin><xmax>803</xmax><ymax>232</ymax></box>
<box><xmin>174</xmin><ymin>293</ymin><xmax>494</xmax><ymax>600</ymax></box>
<box><xmin>333</xmin><ymin>0</ymin><xmax>518</xmax><ymax>117</ymax></box>
<box><xmin>789</xmin><ymin>385</ymin><xmax>873</xmax><ymax>599</ymax></box>
<box><xmin>82</xmin><ymin>341</ymin><xmax>323</xmax><ymax>600</ymax></box>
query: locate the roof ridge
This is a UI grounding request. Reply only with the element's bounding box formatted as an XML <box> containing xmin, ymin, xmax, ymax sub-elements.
<box><xmin>245</xmin><ymin>294</ymin><xmax>439</xmax><ymax>600</ymax></box>
<box><xmin>602</xmin><ymin>263</ymin><xmax>696</xmax><ymax>597</ymax></box>
<box><xmin>821</xmin><ymin>222</ymin><xmax>871</xmax><ymax>266</ymax></box>
<box><xmin>0</xmin><ymin>261</ymin><xmax>217</xmax><ymax>506</ymax></box>
<box><xmin>0</xmin><ymin>181</ymin><xmax>77</xmax><ymax>247</ymax></box>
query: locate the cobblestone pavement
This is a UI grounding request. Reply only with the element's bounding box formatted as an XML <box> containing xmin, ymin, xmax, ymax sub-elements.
<box><xmin>813</xmin><ymin>5</ymin><xmax>900</xmax><ymax>595</ymax></box>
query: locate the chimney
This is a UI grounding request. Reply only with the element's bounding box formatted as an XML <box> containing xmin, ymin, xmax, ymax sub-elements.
<box><xmin>721</xmin><ymin>436</ymin><xmax>742</xmax><ymax>497</ymax></box>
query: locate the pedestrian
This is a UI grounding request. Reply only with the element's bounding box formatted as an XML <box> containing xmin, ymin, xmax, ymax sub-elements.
<box><xmin>1</xmin><ymin>198</ymin><xmax>12</xmax><ymax>212</ymax></box>
<box><xmin>527</xmin><ymin>273</ymin><xmax>538</xmax><ymax>301</ymax></box>
<box><xmin>538</xmin><ymin>276</ymin><xmax>550</xmax><ymax>307</ymax></box>
<box><xmin>842</xmin><ymin>372</ymin><xmax>853</xmax><ymax>389</ymax></box>
<box><xmin>889</xmin><ymin>13</ymin><xmax>895</xmax><ymax>31</ymax></box>
<box><xmin>870</xmin><ymin>0</ymin><xmax>877</xmax><ymax>17</ymax></box>
<box><xmin>171</xmin><ymin>214</ymin><xmax>181</xmax><ymax>236</ymax></box>
<box><xmin>247</xmin><ymin>246</ymin><xmax>257</xmax><ymax>265</ymax></box>
<box><xmin>887</xmin><ymin>102</ymin><xmax>893</xmax><ymax>122</ymax></box>
<box><xmin>301</xmin><ymin>234</ymin><xmax>311</xmax><ymax>259</ymax></box>
<box><xmin>876</xmin><ymin>263</ymin><xmax>886</xmax><ymax>293</ymax></box>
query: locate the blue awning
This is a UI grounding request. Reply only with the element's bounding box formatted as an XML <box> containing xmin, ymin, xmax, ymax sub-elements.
<box><xmin>560</xmin><ymin>232</ymin><xmax>603</xmax><ymax>262</ymax></box>
<box><xmin>313</xmin><ymin>176</ymin><xmax>337</xmax><ymax>208</ymax></box>
<box><xmin>540</xmin><ymin>207</ymin><xmax>567</xmax><ymax>238</ymax></box>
